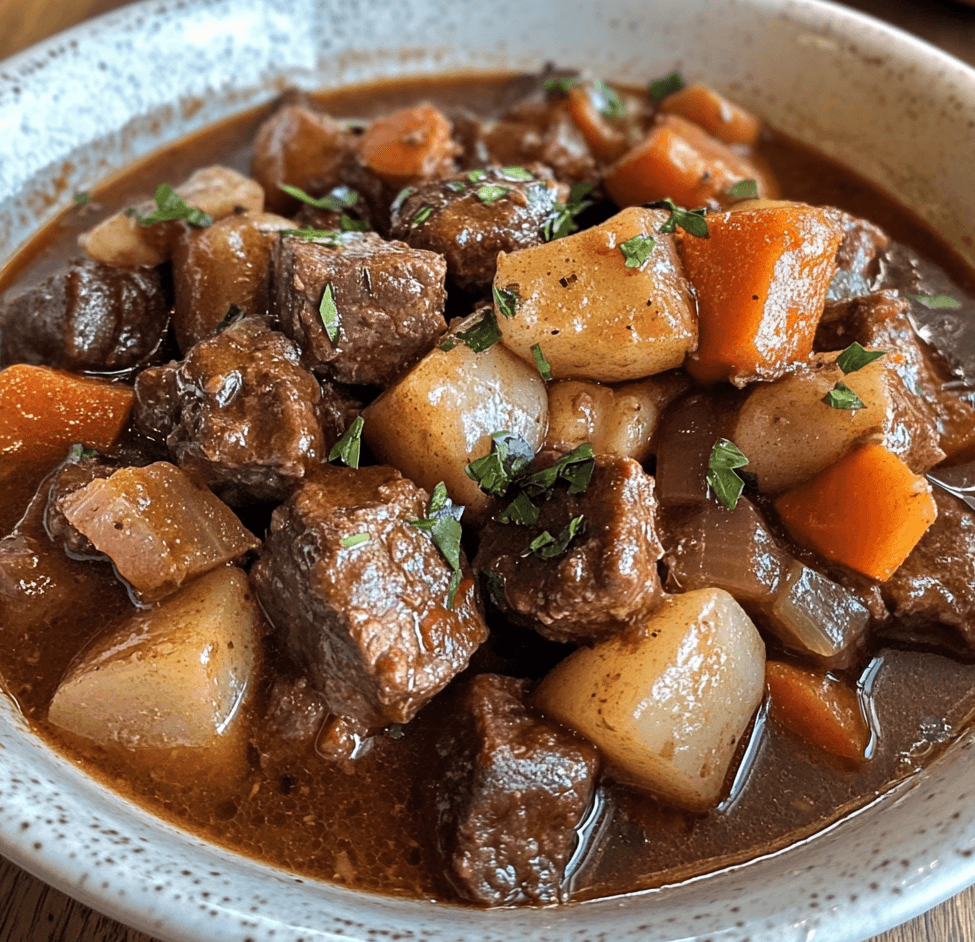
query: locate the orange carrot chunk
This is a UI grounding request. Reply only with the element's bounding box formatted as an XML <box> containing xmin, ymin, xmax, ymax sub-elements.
<box><xmin>766</xmin><ymin>661</ymin><xmax>869</xmax><ymax>764</ymax></box>
<box><xmin>0</xmin><ymin>364</ymin><xmax>133</xmax><ymax>467</ymax></box>
<box><xmin>682</xmin><ymin>204</ymin><xmax>844</xmax><ymax>385</ymax></box>
<box><xmin>603</xmin><ymin>115</ymin><xmax>772</xmax><ymax>210</ymax></box>
<box><xmin>774</xmin><ymin>442</ymin><xmax>937</xmax><ymax>582</ymax></box>
<box><xmin>359</xmin><ymin>104</ymin><xmax>457</xmax><ymax>187</ymax></box>
<box><xmin>659</xmin><ymin>83</ymin><xmax>762</xmax><ymax>146</ymax></box>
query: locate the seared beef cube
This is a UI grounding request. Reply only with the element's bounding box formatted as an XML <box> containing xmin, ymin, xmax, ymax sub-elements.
<box><xmin>251</xmin><ymin>102</ymin><xmax>357</xmax><ymax>215</ymax></box>
<box><xmin>134</xmin><ymin>318</ymin><xmax>333</xmax><ymax>504</ymax></box>
<box><xmin>883</xmin><ymin>488</ymin><xmax>975</xmax><ymax>648</ymax></box>
<box><xmin>438</xmin><ymin>673</ymin><xmax>599</xmax><ymax>907</ymax></box>
<box><xmin>826</xmin><ymin>211</ymin><xmax>890</xmax><ymax>302</ymax></box>
<box><xmin>43</xmin><ymin>453</ymin><xmax>117</xmax><ymax>558</ymax></box>
<box><xmin>475</xmin><ymin>454</ymin><xmax>664</xmax><ymax>644</ymax></box>
<box><xmin>272</xmin><ymin>230</ymin><xmax>447</xmax><ymax>386</ymax></box>
<box><xmin>250</xmin><ymin>464</ymin><xmax>488</xmax><ymax>728</ymax></box>
<box><xmin>0</xmin><ymin>258</ymin><xmax>169</xmax><ymax>375</ymax></box>
<box><xmin>133</xmin><ymin>363</ymin><xmax>180</xmax><ymax>442</ymax></box>
<box><xmin>171</xmin><ymin>210</ymin><xmax>293</xmax><ymax>353</ymax></box>
<box><xmin>389</xmin><ymin>167</ymin><xmax>568</xmax><ymax>291</ymax></box>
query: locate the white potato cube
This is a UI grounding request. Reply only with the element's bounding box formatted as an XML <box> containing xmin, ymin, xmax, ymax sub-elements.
<box><xmin>535</xmin><ymin>588</ymin><xmax>765</xmax><ymax>811</ymax></box>
<box><xmin>48</xmin><ymin>567</ymin><xmax>262</xmax><ymax>769</ymax></box>
<box><xmin>494</xmin><ymin>207</ymin><xmax>696</xmax><ymax>382</ymax></box>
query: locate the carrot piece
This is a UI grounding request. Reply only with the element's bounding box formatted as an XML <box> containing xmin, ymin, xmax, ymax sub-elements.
<box><xmin>774</xmin><ymin>442</ymin><xmax>937</xmax><ymax>581</ymax></box>
<box><xmin>359</xmin><ymin>104</ymin><xmax>457</xmax><ymax>186</ymax></box>
<box><xmin>565</xmin><ymin>85</ymin><xmax>628</xmax><ymax>161</ymax></box>
<box><xmin>0</xmin><ymin>364</ymin><xmax>133</xmax><ymax>466</ymax></box>
<box><xmin>766</xmin><ymin>661</ymin><xmax>869</xmax><ymax>764</ymax></box>
<box><xmin>659</xmin><ymin>83</ymin><xmax>762</xmax><ymax>146</ymax></box>
<box><xmin>681</xmin><ymin>204</ymin><xmax>844</xmax><ymax>384</ymax></box>
<box><xmin>602</xmin><ymin>115</ymin><xmax>772</xmax><ymax>209</ymax></box>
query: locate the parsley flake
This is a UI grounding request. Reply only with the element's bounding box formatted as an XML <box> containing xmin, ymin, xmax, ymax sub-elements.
<box><xmin>319</xmin><ymin>283</ymin><xmax>340</xmax><ymax>342</ymax></box>
<box><xmin>339</xmin><ymin>214</ymin><xmax>370</xmax><ymax>232</ymax></box>
<box><xmin>409</xmin><ymin>482</ymin><xmax>465</xmax><ymax>607</ymax></box>
<box><xmin>493</xmin><ymin>285</ymin><xmax>520</xmax><ymax>319</ymax></box>
<box><xmin>498</xmin><ymin>492</ymin><xmax>540</xmax><ymax>527</ymax></box>
<box><xmin>466</xmin><ymin>432</ymin><xmax>534</xmax><ymax>496</ymax></box>
<box><xmin>909</xmin><ymin>293</ymin><xmax>962</xmax><ymax>310</ymax></box>
<box><xmin>649</xmin><ymin>71</ymin><xmax>684</xmax><ymax>100</ymax></box>
<box><xmin>413</xmin><ymin>205</ymin><xmax>434</xmax><ymax>225</ymax></box>
<box><xmin>650</xmin><ymin>198</ymin><xmax>709</xmax><ymax>238</ymax></box>
<box><xmin>823</xmin><ymin>382</ymin><xmax>865</xmax><ymax>410</ymax></box>
<box><xmin>706</xmin><ymin>438</ymin><xmax>750</xmax><ymax>510</ymax></box>
<box><xmin>726</xmin><ymin>179</ymin><xmax>759</xmax><ymax>200</ymax></box>
<box><xmin>619</xmin><ymin>233</ymin><xmax>657</xmax><ymax>268</ymax></box>
<box><xmin>391</xmin><ymin>186</ymin><xmax>415</xmax><ymax>214</ymax></box>
<box><xmin>67</xmin><ymin>443</ymin><xmax>99</xmax><ymax>461</ymax></box>
<box><xmin>836</xmin><ymin>342</ymin><xmax>886</xmax><ymax>374</ymax></box>
<box><xmin>277</xmin><ymin>182</ymin><xmax>359</xmax><ymax>211</ymax></box>
<box><xmin>329</xmin><ymin>415</ymin><xmax>365</xmax><ymax>469</ymax></box>
<box><xmin>73</xmin><ymin>191</ymin><xmax>92</xmax><ymax>206</ymax></box>
<box><xmin>542</xmin><ymin>182</ymin><xmax>595</xmax><ymax>242</ymax></box>
<box><xmin>592</xmin><ymin>80</ymin><xmax>625</xmax><ymax>119</ymax></box>
<box><xmin>499</xmin><ymin>166</ymin><xmax>534</xmax><ymax>181</ymax></box>
<box><xmin>468</xmin><ymin>169</ymin><xmax>489</xmax><ymax>183</ymax></box>
<box><xmin>531</xmin><ymin>343</ymin><xmax>553</xmax><ymax>380</ymax></box>
<box><xmin>135</xmin><ymin>183</ymin><xmax>212</xmax><ymax>228</ymax></box>
<box><xmin>443</xmin><ymin>307</ymin><xmax>503</xmax><ymax>353</ymax></box>
<box><xmin>520</xmin><ymin>515</ymin><xmax>586</xmax><ymax>559</ymax></box>
<box><xmin>543</xmin><ymin>75</ymin><xmax>582</xmax><ymax>95</ymax></box>
<box><xmin>278</xmin><ymin>228</ymin><xmax>348</xmax><ymax>247</ymax></box>
<box><xmin>476</xmin><ymin>185</ymin><xmax>509</xmax><ymax>204</ymax></box>
<box><xmin>520</xmin><ymin>443</ymin><xmax>595</xmax><ymax>498</ymax></box>
<box><xmin>445</xmin><ymin>180</ymin><xmax>467</xmax><ymax>192</ymax></box>
<box><xmin>341</xmin><ymin>532</ymin><xmax>371</xmax><ymax>548</ymax></box>
<box><xmin>482</xmin><ymin>569</ymin><xmax>508</xmax><ymax>609</ymax></box>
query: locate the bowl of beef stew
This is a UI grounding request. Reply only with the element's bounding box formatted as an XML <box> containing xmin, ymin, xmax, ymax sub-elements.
<box><xmin>2</xmin><ymin>0</ymin><xmax>975</xmax><ymax>940</ymax></box>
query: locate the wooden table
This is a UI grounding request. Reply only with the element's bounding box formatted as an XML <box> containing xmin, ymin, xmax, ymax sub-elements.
<box><xmin>1</xmin><ymin>0</ymin><xmax>975</xmax><ymax>940</ymax></box>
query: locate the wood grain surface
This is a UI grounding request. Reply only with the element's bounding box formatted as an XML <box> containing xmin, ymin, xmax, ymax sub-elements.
<box><xmin>1</xmin><ymin>1</ymin><xmax>975</xmax><ymax>940</ymax></box>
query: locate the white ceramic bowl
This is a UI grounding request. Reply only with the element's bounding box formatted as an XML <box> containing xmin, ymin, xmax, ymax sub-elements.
<box><xmin>2</xmin><ymin>1</ymin><xmax>975</xmax><ymax>940</ymax></box>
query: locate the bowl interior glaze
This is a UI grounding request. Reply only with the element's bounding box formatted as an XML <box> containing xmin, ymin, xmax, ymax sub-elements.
<box><xmin>1</xmin><ymin>2</ymin><xmax>975</xmax><ymax>941</ymax></box>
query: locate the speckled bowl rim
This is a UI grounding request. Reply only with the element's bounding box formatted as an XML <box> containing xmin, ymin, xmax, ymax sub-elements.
<box><xmin>2</xmin><ymin>1</ymin><xmax>975</xmax><ymax>941</ymax></box>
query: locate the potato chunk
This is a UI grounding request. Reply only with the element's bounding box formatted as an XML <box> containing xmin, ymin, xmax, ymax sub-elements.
<box><xmin>48</xmin><ymin>567</ymin><xmax>262</xmax><ymax>768</ymax></box>
<box><xmin>362</xmin><ymin>313</ymin><xmax>548</xmax><ymax>521</ymax></box>
<box><xmin>535</xmin><ymin>588</ymin><xmax>766</xmax><ymax>811</ymax></box>
<box><xmin>493</xmin><ymin>207</ymin><xmax>696</xmax><ymax>382</ymax></box>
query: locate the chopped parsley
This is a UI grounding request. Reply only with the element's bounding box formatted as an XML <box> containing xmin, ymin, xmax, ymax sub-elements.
<box><xmin>649</xmin><ymin>71</ymin><xmax>684</xmax><ymax>100</ymax></box>
<box><xmin>444</xmin><ymin>180</ymin><xmax>467</xmax><ymax>192</ymax></box>
<box><xmin>706</xmin><ymin>438</ymin><xmax>750</xmax><ymax>510</ymax></box>
<box><xmin>822</xmin><ymin>382</ymin><xmax>865</xmax><ymax>410</ymax></box>
<box><xmin>520</xmin><ymin>515</ymin><xmax>585</xmax><ymax>559</ymax></box>
<box><xmin>329</xmin><ymin>415</ymin><xmax>365</xmax><ymax>469</ymax></box>
<box><xmin>135</xmin><ymin>183</ymin><xmax>212</xmax><ymax>228</ymax></box>
<box><xmin>465</xmin><ymin>431</ymin><xmax>534</xmax><ymax>496</ymax></box>
<box><xmin>468</xmin><ymin>169</ymin><xmax>489</xmax><ymax>183</ymax></box>
<box><xmin>493</xmin><ymin>284</ymin><xmax>520</xmax><ymax>319</ymax></box>
<box><xmin>339</xmin><ymin>214</ymin><xmax>370</xmax><ymax>232</ymax></box>
<box><xmin>409</xmin><ymin>482</ymin><xmax>465</xmax><ymax>607</ymax></box>
<box><xmin>909</xmin><ymin>293</ymin><xmax>962</xmax><ymax>310</ymax></box>
<box><xmin>277</xmin><ymin>182</ymin><xmax>358</xmax><ymax>211</ymax></box>
<box><xmin>592</xmin><ymin>80</ymin><xmax>625</xmax><ymax>119</ymax></box>
<box><xmin>543</xmin><ymin>182</ymin><xmax>594</xmax><ymax>242</ymax></box>
<box><xmin>319</xmin><ymin>283</ymin><xmax>339</xmax><ymax>342</ymax></box>
<box><xmin>618</xmin><ymin>233</ymin><xmax>657</xmax><ymax>268</ymax></box>
<box><xmin>442</xmin><ymin>306</ymin><xmax>503</xmax><ymax>353</ymax></box>
<box><xmin>482</xmin><ymin>569</ymin><xmax>508</xmax><ymax>608</ymax></box>
<box><xmin>531</xmin><ymin>343</ymin><xmax>553</xmax><ymax>380</ymax></box>
<box><xmin>390</xmin><ymin>186</ymin><xmax>415</xmax><ymax>214</ymax></box>
<box><xmin>413</xmin><ymin>205</ymin><xmax>434</xmax><ymax>225</ymax></box>
<box><xmin>726</xmin><ymin>179</ymin><xmax>759</xmax><ymax>200</ymax></box>
<box><xmin>278</xmin><ymin>228</ymin><xmax>349</xmax><ymax>247</ymax></box>
<box><xmin>650</xmin><ymin>198</ymin><xmax>709</xmax><ymax>238</ymax></box>
<box><xmin>498</xmin><ymin>492</ymin><xmax>540</xmax><ymax>527</ymax></box>
<box><xmin>73</xmin><ymin>191</ymin><xmax>92</xmax><ymax>206</ymax></box>
<box><xmin>476</xmin><ymin>185</ymin><xmax>509</xmax><ymax>204</ymax></box>
<box><xmin>836</xmin><ymin>342</ymin><xmax>886</xmax><ymax>374</ymax></box>
<box><xmin>67</xmin><ymin>443</ymin><xmax>99</xmax><ymax>461</ymax></box>
<box><xmin>543</xmin><ymin>75</ymin><xmax>582</xmax><ymax>95</ymax></box>
<box><xmin>340</xmin><ymin>532</ymin><xmax>371</xmax><ymax>548</ymax></box>
<box><xmin>499</xmin><ymin>166</ymin><xmax>534</xmax><ymax>182</ymax></box>
<box><xmin>520</xmin><ymin>443</ymin><xmax>595</xmax><ymax>498</ymax></box>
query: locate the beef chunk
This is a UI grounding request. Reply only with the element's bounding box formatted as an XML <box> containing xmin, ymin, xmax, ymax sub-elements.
<box><xmin>0</xmin><ymin>258</ymin><xmax>169</xmax><ymax>375</ymax></box>
<box><xmin>475</xmin><ymin>454</ymin><xmax>664</xmax><ymax>644</ymax></box>
<box><xmin>883</xmin><ymin>488</ymin><xmax>975</xmax><ymax>647</ymax></box>
<box><xmin>438</xmin><ymin>673</ymin><xmax>599</xmax><ymax>906</ymax></box>
<box><xmin>43</xmin><ymin>452</ymin><xmax>117</xmax><ymax>558</ymax></box>
<box><xmin>250</xmin><ymin>464</ymin><xmax>488</xmax><ymax>727</ymax></box>
<box><xmin>133</xmin><ymin>317</ymin><xmax>335</xmax><ymax>504</ymax></box>
<box><xmin>388</xmin><ymin>167</ymin><xmax>568</xmax><ymax>291</ymax></box>
<box><xmin>826</xmin><ymin>211</ymin><xmax>890</xmax><ymax>303</ymax></box>
<box><xmin>272</xmin><ymin>230</ymin><xmax>447</xmax><ymax>386</ymax></box>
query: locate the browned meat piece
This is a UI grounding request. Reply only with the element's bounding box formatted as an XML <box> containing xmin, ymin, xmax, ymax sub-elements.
<box><xmin>171</xmin><ymin>210</ymin><xmax>293</xmax><ymax>353</ymax></box>
<box><xmin>438</xmin><ymin>673</ymin><xmax>599</xmax><ymax>906</ymax></box>
<box><xmin>817</xmin><ymin>289</ymin><xmax>975</xmax><ymax>461</ymax></box>
<box><xmin>43</xmin><ymin>452</ymin><xmax>117</xmax><ymax>558</ymax></box>
<box><xmin>0</xmin><ymin>258</ymin><xmax>169</xmax><ymax>375</ymax></box>
<box><xmin>388</xmin><ymin>166</ymin><xmax>568</xmax><ymax>291</ymax></box>
<box><xmin>475</xmin><ymin>454</ymin><xmax>664</xmax><ymax>644</ymax></box>
<box><xmin>271</xmin><ymin>230</ymin><xmax>447</xmax><ymax>386</ymax></box>
<box><xmin>133</xmin><ymin>317</ymin><xmax>335</xmax><ymax>504</ymax></box>
<box><xmin>251</xmin><ymin>102</ymin><xmax>357</xmax><ymax>215</ymax></box>
<box><xmin>826</xmin><ymin>210</ymin><xmax>890</xmax><ymax>302</ymax></box>
<box><xmin>250</xmin><ymin>464</ymin><xmax>488</xmax><ymax>728</ymax></box>
<box><xmin>883</xmin><ymin>488</ymin><xmax>975</xmax><ymax>647</ymax></box>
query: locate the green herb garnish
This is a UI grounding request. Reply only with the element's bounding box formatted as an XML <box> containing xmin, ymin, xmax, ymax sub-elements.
<box><xmin>531</xmin><ymin>343</ymin><xmax>553</xmax><ymax>380</ymax></box>
<box><xmin>73</xmin><ymin>192</ymin><xmax>92</xmax><ymax>206</ymax></box>
<box><xmin>618</xmin><ymin>233</ymin><xmax>657</xmax><ymax>269</ymax></box>
<box><xmin>340</xmin><ymin>532</ymin><xmax>371</xmax><ymax>548</ymax></box>
<box><xmin>465</xmin><ymin>431</ymin><xmax>534</xmax><ymax>496</ymax></box>
<box><xmin>319</xmin><ymin>283</ymin><xmax>339</xmax><ymax>342</ymax></box>
<box><xmin>909</xmin><ymin>293</ymin><xmax>962</xmax><ymax>310</ymax></box>
<box><xmin>279</xmin><ymin>228</ymin><xmax>349</xmax><ymax>247</ymax></box>
<box><xmin>445</xmin><ymin>180</ymin><xmax>467</xmax><ymax>192</ymax></box>
<box><xmin>442</xmin><ymin>307</ymin><xmax>503</xmax><ymax>353</ymax></box>
<box><xmin>651</xmin><ymin>198</ymin><xmax>709</xmax><ymax>238</ymax></box>
<box><xmin>135</xmin><ymin>183</ymin><xmax>212</xmax><ymax>228</ymax></box>
<box><xmin>329</xmin><ymin>415</ymin><xmax>365</xmax><ymax>469</ymax></box>
<box><xmin>542</xmin><ymin>182</ymin><xmax>594</xmax><ymax>242</ymax></box>
<box><xmin>649</xmin><ymin>71</ymin><xmax>684</xmax><ymax>100</ymax></box>
<box><xmin>498</xmin><ymin>492</ymin><xmax>540</xmax><ymax>527</ymax></box>
<box><xmin>277</xmin><ymin>182</ymin><xmax>358</xmax><ymax>211</ymax></box>
<box><xmin>823</xmin><ymin>382</ymin><xmax>865</xmax><ymax>410</ymax></box>
<box><xmin>493</xmin><ymin>285</ymin><xmax>520</xmax><ymax>319</ymax></box>
<box><xmin>67</xmin><ymin>443</ymin><xmax>99</xmax><ymax>461</ymax></box>
<box><xmin>592</xmin><ymin>80</ymin><xmax>625</xmax><ymax>118</ymax></box>
<box><xmin>706</xmin><ymin>438</ymin><xmax>750</xmax><ymax>510</ymax></box>
<box><xmin>391</xmin><ymin>186</ymin><xmax>415</xmax><ymax>214</ymax></box>
<box><xmin>482</xmin><ymin>569</ymin><xmax>508</xmax><ymax>608</ymax></box>
<box><xmin>520</xmin><ymin>515</ymin><xmax>585</xmax><ymax>559</ymax></box>
<box><xmin>836</xmin><ymin>342</ymin><xmax>886</xmax><ymax>374</ymax></box>
<box><xmin>413</xmin><ymin>205</ymin><xmax>434</xmax><ymax>225</ymax></box>
<box><xmin>339</xmin><ymin>214</ymin><xmax>370</xmax><ymax>232</ymax></box>
<box><xmin>543</xmin><ymin>75</ymin><xmax>582</xmax><ymax>95</ymax></box>
<box><xmin>409</xmin><ymin>482</ymin><xmax>465</xmax><ymax>607</ymax></box>
<box><xmin>476</xmin><ymin>185</ymin><xmax>509</xmax><ymax>204</ymax></box>
<box><xmin>468</xmin><ymin>169</ymin><xmax>489</xmax><ymax>183</ymax></box>
<box><xmin>726</xmin><ymin>179</ymin><xmax>758</xmax><ymax>200</ymax></box>
<box><xmin>520</xmin><ymin>443</ymin><xmax>595</xmax><ymax>498</ymax></box>
<box><xmin>499</xmin><ymin>166</ymin><xmax>534</xmax><ymax>182</ymax></box>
